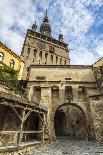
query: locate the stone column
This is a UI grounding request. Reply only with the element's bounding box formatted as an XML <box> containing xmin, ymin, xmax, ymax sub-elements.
<box><xmin>36</xmin><ymin>50</ymin><xmax>40</xmax><ymax>64</ymax></box>
<box><xmin>59</xmin><ymin>85</ymin><xmax>65</xmax><ymax>105</ymax></box>
<box><xmin>40</xmin><ymin>87</ymin><xmax>51</xmax><ymax>108</ymax></box>
<box><xmin>27</xmin><ymin>86</ymin><xmax>34</xmax><ymax>101</ymax></box>
<box><xmin>72</xmin><ymin>85</ymin><xmax>78</xmax><ymax>102</ymax></box>
<box><xmin>53</xmin><ymin>55</ymin><xmax>56</xmax><ymax>65</ymax></box>
<box><xmin>47</xmin><ymin>53</ymin><xmax>51</xmax><ymax>65</ymax></box>
<box><xmin>45</xmin><ymin>87</ymin><xmax>57</xmax><ymax>141</ymax></box>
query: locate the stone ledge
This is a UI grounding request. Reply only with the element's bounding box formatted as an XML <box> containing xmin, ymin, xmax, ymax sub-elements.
<box><xmin>0</xmin><ymin>141</ymin><xmax>41</xmax><ymax>154</ymax></box>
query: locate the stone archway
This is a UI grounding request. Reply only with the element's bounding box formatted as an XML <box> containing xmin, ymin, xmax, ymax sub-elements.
<box><xmin>54</xmin><ymin>103</ymin><xmax>87</xmax><ymax>139</ymax></box>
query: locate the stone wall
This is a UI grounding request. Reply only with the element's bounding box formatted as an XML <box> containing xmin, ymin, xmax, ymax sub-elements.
<box><xmin>26</xmin><ymin>65</ymin><xmax>98</xmax><ymax>140</ymax></box>
<box><xmin>88</xmin><ymin>95</ymin><xmax>103</xmax><ymax>141</ymax></box>
<box><xmin>29</xmin><ymin>66</ymin><xmax>95</xmax><ymax>82</ymax></box>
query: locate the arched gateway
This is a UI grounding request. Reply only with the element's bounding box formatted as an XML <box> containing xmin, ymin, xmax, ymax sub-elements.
<box><xmin>54</xmin><ymin>102</ymin><xmax>87</xmax><ymax>139</ymax></box>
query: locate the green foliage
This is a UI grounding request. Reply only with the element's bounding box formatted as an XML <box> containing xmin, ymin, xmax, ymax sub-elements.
<box><xmin>0</xmin><ymin>65</ymin><xmax>18</xmax><ymax>83</ymax></box>
<box><xmin>0</xmin><ymin>65</ymin><xmax>26</xmax><ymax>97</ymax></box>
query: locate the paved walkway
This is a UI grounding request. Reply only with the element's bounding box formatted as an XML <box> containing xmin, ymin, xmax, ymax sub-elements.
<box><xmin>27</xmin><ymin>137</ymin><xmax>103</xmax><ymax>155</ymax></box>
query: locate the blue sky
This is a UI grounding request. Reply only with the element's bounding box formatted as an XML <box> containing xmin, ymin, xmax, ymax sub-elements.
<box><xmin>0</xmin><ymin>0</ymin><xmax>103</xmax><ymax>65</ymax></box>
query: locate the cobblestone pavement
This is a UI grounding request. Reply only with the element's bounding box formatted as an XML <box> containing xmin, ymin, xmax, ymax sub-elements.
<box><xmin>27</xmin><ymin>137</ymin><xmax>103</xmax><ymax>155</ymax></box>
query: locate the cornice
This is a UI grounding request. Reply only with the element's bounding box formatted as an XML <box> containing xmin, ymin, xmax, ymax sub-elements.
<box><xmin>28</xmin><ymin>80</ymin><xmax>96</xmax><ymax>84</ymax></box>
<box><xmin>29</xmin><ymin>64</ymin><xmax>93</xmax><ymax>69</ymax></box>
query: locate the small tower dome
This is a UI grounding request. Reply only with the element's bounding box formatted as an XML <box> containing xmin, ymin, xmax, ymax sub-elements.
<box><xmin>59</xmin><ymin>31</ymin><xmax>64</xmax><ymax>42</ymax></box>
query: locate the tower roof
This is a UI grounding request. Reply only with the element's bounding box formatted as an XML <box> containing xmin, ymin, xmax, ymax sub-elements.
<box><xmin>59</xmin><ymin>31</ymin><xmax>64</xmax><ymax>42</ymax></box>
<box><xmin>32</xmin><ymin>21</ymin><xmax>37</xmax><ymax>31</ymax></box>
<box><xmin>40</xmin><ymin>10</ymin><xmax>51</xmax><ymax>37</ymax></box>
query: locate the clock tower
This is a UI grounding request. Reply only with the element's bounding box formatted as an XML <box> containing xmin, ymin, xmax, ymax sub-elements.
<box><xmin>21</xmin><ymin>11</ymin><xmax>70</xmax><ymax>80</ymax></box>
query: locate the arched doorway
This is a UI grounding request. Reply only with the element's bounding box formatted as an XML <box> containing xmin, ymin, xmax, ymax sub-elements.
<box><xmin>54</xmin><ymin>104</ymin><xmax>87</xmax><ymax>139</ymax></box>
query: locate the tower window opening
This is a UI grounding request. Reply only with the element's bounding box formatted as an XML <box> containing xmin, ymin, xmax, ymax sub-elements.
<box><xmin>26</xmin><ymin>48</ymin><xmax>30</xmax><ymax>60</ymax></box>
<box><xmin>27</xmin><ymin>48</ymin><xmax>30</xmax><ymax>55</ymax></box>
<box><xmin>39</xmin><ymin>51</ymin><xmax>42</xmax><ymax>61</ymax></box>
<box><xmin>45</xmin><ymin>53</ymin><xmax>48</xmax><ymax>64</ymax></box>
<box><xmin>34</xmin><ymin>49</ymin><xmax>37</xmax><ymax>59</ymax></box>
<box><xmin>60</xmin><ymin>58</ymin><xmax>62</xmax><ymax>65</ymax></box>
<box><xmin>65</xmin><ymin>60</ymin><xmax>66</xmax><ymax>65</ymax></box>
<box><xmin>56</xmin><ymin>56</ymin><xmax>58</xmax><ymax>65</ymax></box>
<box><xmin>51</xmin><ymin>55</ymin><xmax>53</xmax><ymax>64</ymax></box>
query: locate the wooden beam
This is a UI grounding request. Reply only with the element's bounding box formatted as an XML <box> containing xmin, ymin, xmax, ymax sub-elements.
<box><xmin>10</xmin><ymin>105</ymin><xmax>22</xmax><ymax>121</ymax></box>
<box><xmin>0</xmin><ymin>130</ymin><xmax>43</xmax><ymax>134</ymax></box>
<box><xmin>23</xmin><ymin>111</ymin><xmax>32</xmax><ymax>123</ymax></box>
<box><xmin>0</xmin><ymin>131</ymin><xmax>20</xmax><ymax>134</ymax></box>
<box><xmin>22</xmin><ymin>130</ymin><xmax>43</xmax><ymax>134</ymax></box>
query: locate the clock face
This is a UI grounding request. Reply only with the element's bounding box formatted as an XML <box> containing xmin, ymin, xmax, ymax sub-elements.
<box><xmin>37</xmin><ymin>41</ymin><xmax>46</xmax><ymax>50</ymax></box>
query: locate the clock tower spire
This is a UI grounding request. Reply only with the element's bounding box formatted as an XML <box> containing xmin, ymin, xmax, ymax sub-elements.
<box><xmin>40</xmin><ymin>10</ymin><xmax>52</xmax><ymax>37</ymax></box>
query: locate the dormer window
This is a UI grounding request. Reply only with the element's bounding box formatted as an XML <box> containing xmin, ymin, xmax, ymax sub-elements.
<box><xmin>9</xmin><ymin>59</ymin><xmax>15</xmax><ymax>68</ymax></box>
<box><xmin>0</xmin><ymin>52</ymin><xmax>4</xmax><ymax>61</ymax></box>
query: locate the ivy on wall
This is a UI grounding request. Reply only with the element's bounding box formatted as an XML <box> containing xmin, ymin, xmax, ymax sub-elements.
<box><xmin>0</xmin><ymin>65</ymin><xmax>26</xmax><ymax>97</ymax></box>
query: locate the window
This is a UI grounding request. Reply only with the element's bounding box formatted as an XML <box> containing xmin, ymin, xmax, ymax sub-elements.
<box><xmin>56</xmin><ymin>56</ymin><xmax>58</xmax><ymax>64</ymax></box>
<box><xmin>27</xmin><ymin>47</ymin><xmax>30</xmax><ymax>55</ymax></box>
<box><xmin>0</xmin><ymin>52</ymin><xmax>4</xmax><ymax>61</ymax></box>
<box><xmin>26</xmin><ymin>48</ymin><xmax>30</xmax><ymax>60</ymax></box>
<box><xmin>60</xmin><ymin>58</ymin><xmax>62</xmax><ymax>65</ymax></box>
<box><xmin>34</xmin><ymin>49</ymin><xmax>37</xmax><ymax>58</ymax></box>
<box><xmin>9</xmin><ymin>59</ymin><xmax>15</xmax><ymax>68</ymax></box>
<box><xmin>65</xmin><ymin>60</ymin><xmax>66</xmax><ymax>65</ymax></box>
<box><xmin>51</xmin><ymin>55</ymin><xmax>53</xmax><ymax>64</ymax></box>
<box><xmin>45</xmin><ymin>53</ymin><xmax>48</xmax><ymax>64</ymax></box>
<box><xmin>39</xmin><ymin>51</ymin><xmax>42</xmax><ymax>61</ymax></box>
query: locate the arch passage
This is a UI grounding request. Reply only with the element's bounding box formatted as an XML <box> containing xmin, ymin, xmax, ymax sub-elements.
<box><xmin>54</xmin><ymin>104</ymin><xmax>87</xmax><ymax>139</ymax></box>
<box><xmin>54</xmin><ymin>110</ymin><xmax>67</xmax><ymax>136</ymax></box>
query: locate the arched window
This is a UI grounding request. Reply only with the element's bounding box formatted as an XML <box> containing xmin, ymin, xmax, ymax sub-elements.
<box><xmin>9</xmin><ymin>59</ymin><xmax>15</xmax><ymax>68</ymax></box>
<box><xmin>0</xmin><ymin>52</ymin><xmax>4</xmax><ymax>61</ymax></box>
<box><xmin>56</xmin><ymin>56</ymin><xmax>58</xmax><ymax>65</ymax></box>
<box><xmin>45</xmin><ymin>53</ymin><xmax>48</xmax><ymax>64</ymax></box>
<box><xmin>65</xmin><ymin>60</ymin><xmax>66</xmax><ymax>65</ymax></box>
<box><xmin>39</xmin><ymin>51</ymin><xmax>42</xmax><ymax>61</ymax></box>
<box><xmin>60</xmin><ymin>58</ymin><xmax>62</xmax><ymax>65</ymax></box>
<box><xmin>34</xmin><ymin>49</ymin><xmax>37</xmax><ymax>59</ymax></box>
<box><xmin>51</xmin><ymin>55</ymin><xmax>53</xmax><ymax>64</ymax></box>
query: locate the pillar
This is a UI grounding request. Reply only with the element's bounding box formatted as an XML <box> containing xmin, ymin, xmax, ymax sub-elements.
<box><xmin>59</xmin><ymin>85</ymin><xmax>65</xmax><ymax>104</ymax></box>
<box><xmin>27</xmin><ymin>86</ymin><xmax>34</xmax><ymax>101</ymax></box>
<box><xmin>72</xmin><ymin>85</ymin><xmax>78</xmax><ymax>102</ymax></box>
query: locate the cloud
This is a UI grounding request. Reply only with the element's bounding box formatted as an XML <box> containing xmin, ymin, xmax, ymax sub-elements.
<box><xmin>0</xmin><ymin>0</ymin><xmax>103</xmax><ymax>64</ymax></box>
<box><xmin>96</xmin><ymin>42</ymin><xmax>103</xmax><ymax>56</ymax></box>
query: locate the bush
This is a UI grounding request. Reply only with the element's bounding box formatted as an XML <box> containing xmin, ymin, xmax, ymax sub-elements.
<box><xmin>0</xmin><ymin>65</ymin><xmax>25</xmax><ymax>96</ymax></box>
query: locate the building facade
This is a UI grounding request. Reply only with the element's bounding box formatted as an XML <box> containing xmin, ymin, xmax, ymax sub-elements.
<box><xmin>0</xmin><ymin>41</ymin><xmax>24</xmax><ymax>80</ymax></box>
<box><xmin>21</xmin><ymin>13</ymin><xmax>103</xmax><ymax>141</ymax></box>
<box><xmin>21</xmin><ymin>12</ymin><xmax>103</xmax><ymax>141</ymax></box>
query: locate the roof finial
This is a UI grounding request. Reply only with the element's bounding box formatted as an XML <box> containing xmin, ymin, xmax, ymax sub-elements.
<box><xmin>59</xmin><ymin>30</ymin><xmax>64</xmax><ymax>42</ymax></box>
<box><xmin>40</xmin><ymin>9</ymin><xmax>51</xmax><ymax>37</ymax></box>
<box><xmin>32</xmin><ymin>20</ymin><xmax>37</xmax><ymax>31</ymax></box>
<box><xmin>46</xmin><ymin>9</ymin><xmax>48</xmax><ymax>16</ymax></box>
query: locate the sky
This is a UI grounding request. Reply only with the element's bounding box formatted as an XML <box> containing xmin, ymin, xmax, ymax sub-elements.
<box><xmin>0</xmin><ymin>0</ymin><xmax>103</xmax><ymax>65</ymax></box>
